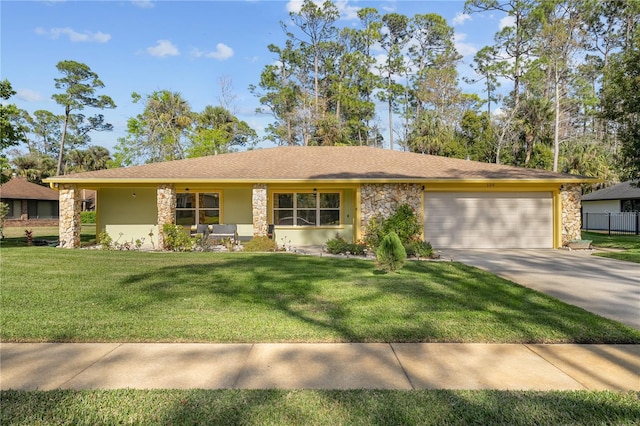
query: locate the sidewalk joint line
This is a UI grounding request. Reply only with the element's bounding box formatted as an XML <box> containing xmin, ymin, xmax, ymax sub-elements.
<box><xmin>57</xmin><ymin>343</ymin><xmax>124</xmax><ymax>389</ymax></box>
<box><xmin>231</xmin><ymin>343</ymin><xmax>255</xmax><ymax>389</ymax></box>
<box><xmin>389</xmin><ymin>343</ymin><xmax>415</xmax><ymax>390</ymax></box>
<box><xmin>523</xmin><ymin>344</ymin><xmax>589</xmax><ymax>390</ymax></box>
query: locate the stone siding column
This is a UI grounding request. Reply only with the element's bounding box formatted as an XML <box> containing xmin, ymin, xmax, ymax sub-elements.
<box><xmin>58</xmin><ymin>184</ymin><xmax>82</xmax><ymax>248</ymax></box>
<box><xmin>359</xmin><ymin>183</ymin><xmax>423</xmax><ymax>237</ymax></box>
<box><xmin>561</xmin><ymin>184</ymin><xmax>582</xmax><ymax>245</ymax></box>
<box><xmin>252</xmin><ymin>184</ymin><xmax>268</xmax><ymax>236</ymax></box>
<box><xmin>157</xmin><ymin>184</ymin><xmax>176</xmax><ymax>250</ymax></box>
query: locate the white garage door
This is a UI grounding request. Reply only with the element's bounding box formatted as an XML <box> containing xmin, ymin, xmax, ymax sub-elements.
<box><xmin>424</xmin><ymin>192</ymin><xmax>553</xmax><ymax>249</ymax></box>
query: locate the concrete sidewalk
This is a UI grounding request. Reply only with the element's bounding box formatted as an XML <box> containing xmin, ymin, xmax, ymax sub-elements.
<box><xmin>1</xmin><ymin>343</ymin><xmax>638</xmax><ymax>391</ymax></box>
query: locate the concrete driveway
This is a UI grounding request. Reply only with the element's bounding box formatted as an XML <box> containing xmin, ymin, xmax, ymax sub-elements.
<box><xmin>438</xmin><ymin>249</ymin><xmax>640</xmax><ymax>330</ymax></box>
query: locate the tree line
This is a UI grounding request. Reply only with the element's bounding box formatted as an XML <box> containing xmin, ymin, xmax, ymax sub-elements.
<box><xmin>1</xmin><ymin>0</ymin><xmax>638</xmax><ymax>185</ymax></box>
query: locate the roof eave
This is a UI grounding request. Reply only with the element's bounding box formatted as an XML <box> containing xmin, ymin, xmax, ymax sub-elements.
<box><xmin>43</xmin><ymin>177</ymin><xmax>599</xmax><ymax>185</ymax></box>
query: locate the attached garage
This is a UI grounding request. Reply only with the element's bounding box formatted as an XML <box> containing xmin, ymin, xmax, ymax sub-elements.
<box><xmin>424</xmin><ymin>192</ymin><xmax>554</xmax><ymax>249</ymax></box>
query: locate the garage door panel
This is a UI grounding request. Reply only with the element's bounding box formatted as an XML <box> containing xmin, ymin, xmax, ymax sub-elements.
<box><xmin>424</xmin><ymin>192</ymin><xmax>552</xmax><ymax>249</ymax></box>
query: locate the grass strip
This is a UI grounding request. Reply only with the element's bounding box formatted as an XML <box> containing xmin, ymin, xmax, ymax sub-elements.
<box><xmin>2</xmin><ymin>389</ymin><xmax>639</xmax><ymax>425</ymax></box>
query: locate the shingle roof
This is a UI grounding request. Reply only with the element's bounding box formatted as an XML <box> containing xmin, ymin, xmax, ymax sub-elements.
<box><xmin>0</xmin><ymin>176</ymin><xmax>59</xmax><ymax>201</ymax></box>
<box><xmin>45</xmin><ymin>146</ymin><xmax>593</xmax><ymax>183</ymax></box>
<box><xmin>582</xmin><ymin>181</ymin><xmax>640</xmax><ymax>201</ymax></box>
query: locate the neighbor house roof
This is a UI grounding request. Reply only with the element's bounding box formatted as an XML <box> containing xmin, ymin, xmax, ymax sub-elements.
<box><xmin>45</xmin><ymin>146</ymin><xmax>595</xmax><ymax>184</ymax></box>
<box><xmin>582</xmin><ymin>181</ymin><xmax>640</xmax><ymax>201</ymax></box>
<box><xmin>0</xmin><ymin>176</ymin><xmax>59</xmax><ymax>200</ymax></box>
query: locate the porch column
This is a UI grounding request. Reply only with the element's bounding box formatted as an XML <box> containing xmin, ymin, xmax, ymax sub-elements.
<box><xmin>252</xmin><ymin>184</ymin><xmax>268</xmax><ymax>236</ymax></box>
<box><xmin>561</xmin><ymin>183</ymin><xmax>582</xmax><ymax>245</ymax></box>
<box><xmin>157</xmin><ymin>184</ymin><xmax>176</xmax><ymax>250</ymax></box>
<box><xmin>59</xmin><ymin>184</ymin><xmax>82</xmax><ymax>248</ymax></box>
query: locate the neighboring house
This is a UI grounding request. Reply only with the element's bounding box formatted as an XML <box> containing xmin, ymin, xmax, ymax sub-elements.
<box><xmin>582</xmin><ymin>181</ymin><xmax>640</xmax><ymax>233</ymax></box>
<box><xmin>0</xmin><ymin>175</ymin><xmax>60</xmax><ymax>226</ymax></box>
<box><xmin>44</xmin><ymin>146</ymin><xmax>595</xmax><ymax>249</ymax></box>
<box><xmin>582</xmin><ymin>181</ymin><xmax>640</xmax><ymax>213</ymax></box>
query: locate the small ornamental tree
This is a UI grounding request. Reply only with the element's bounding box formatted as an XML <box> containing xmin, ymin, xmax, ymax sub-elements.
<box><xmin>376</xmin><ymin>231</ymin><xmax>407</xmax><ymax>272</ymax></box>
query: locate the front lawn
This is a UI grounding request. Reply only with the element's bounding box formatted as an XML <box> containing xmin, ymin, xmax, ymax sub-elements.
<box><xmin>2</xmin><ymin>389</ymin><xmax>639</xmax><ymax>425</ymax></box>
<box><xmin>2</xmin><ymin>249</ymin><xmax>638</xmax><ymax>344</ymax></box>
<box><xmin>0</xmin><ymin>225</ymin><xmax>96</xmax><ymax>247</ymax></box>
<box><xmin>582</xmin><ymin>231</ymin><xmax>640</xmax><ymax>263</ymax></box>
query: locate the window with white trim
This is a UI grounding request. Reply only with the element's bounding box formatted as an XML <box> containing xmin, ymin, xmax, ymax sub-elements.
<box><xmin>176</xmin><ymin>192</ymin><xmax>220</xmax><ymax>226</ymax></box>
<box><xmin>273</xmin><ymin>192</ymin><xmax>340</xmax><ymax>226</ymax></box>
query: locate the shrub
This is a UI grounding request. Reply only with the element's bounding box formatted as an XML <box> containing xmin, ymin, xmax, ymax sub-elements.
<box><xmin>98</xmin><ymin>231</ymin><xmax>113</xmax><ymax>250</ymax></box>
<box><xmin>326</xmin><ymin>235</ymin><xmax>368</xmax><ymax>256</ymax></box>
<box><xmin>348</xmin><ymin>242</ymin><xmax>367</xmax><ymax>256</ymax></box>
<box><xmin>404</xmin><ymin>239</ymin><xmax>433</xmax><ymax>259</ymax></box>
<box><xmin>24</xmin><ymin>229</ymin><xmax>33</xmax><ymax>246</ymax></box>
<box><xmin>365</xmin><ymin>203</ymin><xmax>422</xmax><ymax>250</ymax></box>
<box><xmin>326</xmin><ymin>235</ymin><xmax>350</xmax><ymax>254</ymax></box>
<box><xmin>80</xmin><ymin>211</ymin><xmax>96</xmax><ymax>224</ymax></box>
<box><xmin>0</xmin><ymin>202</ymin><xmax>8</xmax><ymax>239</ymax></box>
<box><xmin>363</xmin><ymin>216</ymin><xmax>384</xmax><ymax>249</ymax></box>
<box><xmin>384</xmin><ymin>204</ymin><xmax>422</xmax><ymax>244</ymax></box>
<box><xmin>162</xmin><ymin>223</ymin><xmax>195</xmax><ymax>252</ymax></box>
<box><xmin>376</xmin><ymin>231</ymin><xmax>407</xmax><ymax>272</ymax></box>
<box><xmin>243</xmin><ymin>236</ymin><xmax>278</xmax><ymax>252</ymax></box>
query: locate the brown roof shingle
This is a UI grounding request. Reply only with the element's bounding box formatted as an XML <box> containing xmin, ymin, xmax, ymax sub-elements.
<box><xmin>1</xmin><ymin>176</ymin><xmax>59</xmax><ymax>200</ymax></box>
<box><xmin>45</xmin><ymin>146</ymin><xmax>592</xmax><ymax>183</ymax></box>
<box><xmin>582</xmin><ymin>181</ymin><xmax>640</xmax><ymax>201</ymax></box>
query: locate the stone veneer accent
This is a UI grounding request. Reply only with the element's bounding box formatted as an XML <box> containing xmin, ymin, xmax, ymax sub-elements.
<box><xmin>157</xmin><ymin>184</ymin><xmax>176</xmax><ymax>250</ymax></box>
<box><xmin>58</xmin><ymin>184</ymin><xmax>82</xmax><ymax>248</ymax></box>
<box><xmin>360</xmin><ymin>183</ymin><xmax>423</xmax><ymax>236</ymax></box>
<box><xmin>252</xmin><ymin>184</ymin><xmax>268</xmax><ymax>236</ymax></box>
<box><xmin>561</xmin><ymin>183</ymin><xmax>582</xmax><ymax>245</ymax></box>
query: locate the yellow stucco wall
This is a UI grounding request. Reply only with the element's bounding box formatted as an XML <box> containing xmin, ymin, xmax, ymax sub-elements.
<box><xmin>97</xmin><ymin>187</ymin><xmax>158</xmax><ymax>248</ymax></box>
<box><xmin>223</xmin><ymin>187</ymin><xmax>253</xmax><ymax>238</ymax></box>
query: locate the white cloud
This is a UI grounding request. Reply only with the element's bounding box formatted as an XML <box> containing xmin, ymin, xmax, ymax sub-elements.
<box><xmin>335</xmin><ymin>0</ymin><xmax>360</xmax><ymax>21</ymax></box>
<box><xmin>195</xmin><ymin>43</ymin><xmax>234</xmax><ymax>60</ymax></box>
<box><xmin>492</xmin><ymin>107</ymin><xmax>505</xmax><ymax>117</ymax></box>
<box><xmin>35</xmin><ymin>27</ymin><xmax>111</xmax><ymax>43</ymax></box>
<box><xmin>146</xmin><ymin>40</ymin><xmax>179</xmax><ymax>57</ymax></box>
<box><xmin>452</xmin><ymin>12</ymin><xmax>471</xmax><ymax>26</ymax></box>
<box><xmin>499</xmin><ymin>15</ymin><xmax>516</xmax><ymax>30</ymax></box>
<box><xmin>287</xmin><ymin>0</ymin><xmax>310</xmax><ymax>13</ymax></box>
<box><xmin>454</xmin><ymin>33</ymin><xmax>477</xmax><ymax>57</ymax></box>
<box><xmin>16</xmin><ymin>89</ymin><xmax>43</xmax><ymax>102</ymax></box>
<box><xmin>131</xmin><ymin>0</ymin><xmax>154</xmax><ymax>8</ymax></box>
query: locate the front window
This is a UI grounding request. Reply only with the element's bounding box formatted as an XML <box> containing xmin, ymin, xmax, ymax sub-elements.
<box><xmin>621</xmin><ymin>199</ymin><xmax>640</xmax><ymax>212</ymax></box>
<box><xmin>27</xmin><ymin>200</ymin><xmax>59</xmax><ymax>218</ymax></box>
<box><xmin>7</xmin><ymin>200</ymin><xmax>21</xmax><ymax>219</ymax></box>
<box><xmin>176</xmin><ymin>192</ymin><xmax>220</xmax><ymax>226</ymax></box>
<box><xmin>273</xmin><ymin>192</ymin><xmax>340</xmax><ymax>226</ymax></box>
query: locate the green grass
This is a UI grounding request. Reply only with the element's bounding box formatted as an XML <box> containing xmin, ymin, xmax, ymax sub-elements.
<box><xmin>1</xmin><ymin>225</ymin><xmax>96</xmax><ymax>247</ymax></box>
<box><xmin>582</xmin><ymin>231</ymin><xmax>640</xmax><ymax>263</ymax></box>
<box><xmin>2</xmin><ymin>389</ymin><xmax>639</xmax><ymax>425</ymax></box>
<box><xmin>2</xmin><ymin>249</ymin><xmax>638</xmax><ymax>343</ymax></box>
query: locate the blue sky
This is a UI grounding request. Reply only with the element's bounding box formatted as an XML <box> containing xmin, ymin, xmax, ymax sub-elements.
<box><xmin>1</xmin><ymin>0</ymin><xmax>511</xmax><ymax>152</ymax></box>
